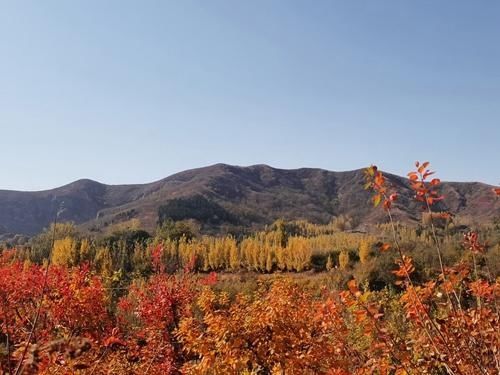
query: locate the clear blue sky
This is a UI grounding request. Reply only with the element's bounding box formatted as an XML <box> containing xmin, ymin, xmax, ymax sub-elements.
<box><xmin>1</xmin><ymin>1</ymin><xmax>499</xmax><ymax>191</ymax></box>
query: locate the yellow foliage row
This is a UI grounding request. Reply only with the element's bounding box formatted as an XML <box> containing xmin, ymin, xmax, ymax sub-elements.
<box><xmin>44</xmin><ymin>223</ymin><xmax>375</xmax><ymax>274</ymax></box>
<box><xmin>152</xmin><ymin>231</ymin><xmax>374</xmax><ymax>272</ymax></box>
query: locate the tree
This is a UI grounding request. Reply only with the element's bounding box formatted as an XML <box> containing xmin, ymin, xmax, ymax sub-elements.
<box><xmin>326</xmin><ymin>254</ymin><xmax>334</xmax><ymax>271</ymax></box>
<box><xmin>51</xmin><ymin>237</ymin><xmax>77</xmax><ymax>266</ymax></box>
<box><xmin>227</xmin><ymin>237</ymin><xmax>239</xmax><ymax>271</ymax></box>
<box><xmin>95</xmin><ymin>246</ymin><xmax>113</xmax><ymax>279</ymax></box>
<box><xmin>265</xmin><ymin>251</ymin><xmax>273</xmax><ymax>272</ymax></box>
<box><xmin>79</xmin><ymin>238</ymin><xmax>93</xmax><ymax>263</ymax></box>
<box><xmin>156</xmin><ymin>219</ymin><xmax>196</xmax><ymax>243</ymax></box>
<box><xmin>339</xmin><ymin>249</ymin><xmax>349</xmax><ymax>270</ymax></box>
<box><xmin>358</xmin><ymin>239</ymin><xmax>371</xmax><ymax>264</ymax></box>
<box><xmin>29</xmin><ymin>222</ymin><xmax>78</xmax><ymax>263</ymax></box>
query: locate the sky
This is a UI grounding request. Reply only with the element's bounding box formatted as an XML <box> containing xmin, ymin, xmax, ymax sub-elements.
<box><xmin>1</xmin><ymin>1</ymin><xmax>499</xmax><ymax>191</ymax></box>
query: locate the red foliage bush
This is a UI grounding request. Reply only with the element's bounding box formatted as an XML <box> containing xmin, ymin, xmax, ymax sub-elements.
<box><xmin>0</xmin><ymin>255</ymin><xmax>109</xmax><ymax>373</ymax></box>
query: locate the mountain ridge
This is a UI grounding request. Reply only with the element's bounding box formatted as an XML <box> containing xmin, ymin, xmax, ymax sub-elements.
<box><xmin>1</xmin><ymin>163</ymin><xmax>499</xmax><ymax>237</ymax></box>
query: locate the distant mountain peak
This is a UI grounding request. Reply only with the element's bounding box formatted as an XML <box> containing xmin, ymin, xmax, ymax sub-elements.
<box><xmin>0</xmin><ymin>164</ymin><xmax>498</xmax><ymax>236</ymax></box>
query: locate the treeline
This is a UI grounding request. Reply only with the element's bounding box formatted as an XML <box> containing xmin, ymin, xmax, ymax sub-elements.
<box><xmin>8</xmin><ymin>217</ymin><xmax>500</xmax><ymax>291</ymax></box>
<box><xmin>13</xmin><ymin>220</ymin><xmax>376</xmax><ymax>274</ymax></box>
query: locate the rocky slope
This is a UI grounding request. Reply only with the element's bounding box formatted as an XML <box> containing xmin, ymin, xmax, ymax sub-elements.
<box><xmin>1</xmin><ymin>164</ymin><xmax>498</xmax><ymax>236</ymax></box>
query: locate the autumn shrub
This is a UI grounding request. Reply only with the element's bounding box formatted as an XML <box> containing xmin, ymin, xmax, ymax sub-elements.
<box><xmin>360</xmin><ymin>162</ymin><xmax>500</xmax><ymax>374</ymax></box>
<box><xmin>0</xmin><ymin>253</ymin><xmax>110</xmax><ymax>373</ymax></box>
<box><xmin>176</xmin><ymin>279</ymin><xmax>353</xmax><ymax>374</ymax></box>
<box><xmin>112</xmin><ymin>272</ymin><xmax>195</xmax><ymax>374</ymax></box>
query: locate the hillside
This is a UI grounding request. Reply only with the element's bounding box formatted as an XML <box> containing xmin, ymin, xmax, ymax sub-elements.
<box><xmin>0</xmin><ymin>164</ymin><xmax>499</xmax><ymax>237</ymax></box>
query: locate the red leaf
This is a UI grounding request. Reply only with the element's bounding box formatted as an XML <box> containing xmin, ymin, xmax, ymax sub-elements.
<box><xmin>104</xmin><ymin>336</ymin><xmax>127</xmax><ymax>348</ymax></box>
<box><xmin>430</xmin><ymin>178</ymin><xmax>441</xmax><ymax>186</ymax></box>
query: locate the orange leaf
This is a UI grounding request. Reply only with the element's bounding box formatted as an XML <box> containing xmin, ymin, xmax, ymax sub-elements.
<box><xmin>347</xmin><ymin>279</ymin><xmax>360</xmax><ymax>296</ymax></box>
<box><xmin>417</xmin><ymin>161</ymin><xmax>430</xmax><ymax>174</ymax></box>
<box><xmin>380</xmin><ymin>243</ymin><xmax>391</xmax><ymax>252</ymax></box>
<box><xmin>430</xmin><ymin>178</ymin><xmax>441</xmax><ymax>186</ymax></box>
<box><xmin>104</xmin><ymin>336</ymin><xmax>127</xmax><ymax>348</ymax></box>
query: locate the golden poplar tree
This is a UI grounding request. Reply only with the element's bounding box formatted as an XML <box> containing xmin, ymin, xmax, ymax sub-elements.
<box><xmin>51</xmin><ymin>237</ymin><xmax>77</xmax><ymax>266</ymax></box>
<box><xmin>339</xmin><ymin>250</ymin><xmax>349</xmax><ymax>270</ymax></box>
<box><xmin>358</xmin><ymin>239</ymin><xmax>371</xmax><ymax>264</ymax></box>
<box><xmin>326</xmin><ymin>255</ymin><xmax>334</xmax><ymax>271</ymax></box>
<box><xmin>265</xmin><ymin>251</ymin><xmax>273</xmax><ymax>272</ymax></box>
<box><xmin>228</xmin><ymin>237</ymin><xmax>239</xmax><ymax>271</ymax></box>
<box><xmin>79</xmin><ymin>238</ymin><xmax>92</xmax><ymax>263</ymax></box>
<box><xmin>95</xmin><ymin>246</ymin><xmax>113</xmax><ymax>279</ymax></box>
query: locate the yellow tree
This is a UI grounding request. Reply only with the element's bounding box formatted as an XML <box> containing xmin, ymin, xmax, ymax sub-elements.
<box><xmin>51</xmin><ymin>237</ymin><xmax>77</xmax><ymax>266</ymax></box>
<box><xmin>358</xmin><ymin>239</ymin><xmax>371</xmax><ymax>264</ymax></box>
<box><xmin>265</xmin><ymin>251</ymin><xmax>273</xmax><ymax>272</ymax></box>
<box><xmin>241</xmin><ymin>238</ymin><xmax>259</xmax><ymax>271</ymax></box>
<box><xmin>95</xmin><ymin>246</ymin><xmax>113</xmax><ymax>279</ymax></box>
<box><xmin>326</xmin><ymin>254</ymin><xmax>334</xmax><ymax>271</ymax></box>
<box><xmin>200</xmin><ymin>240</ymin><xmax>210</xmax><ymax>272</ymax></box>
<box><xmin>228</xmin><ymin>237</ymin><xmax>240</xmax><ymax>271</ymax></box>
<box><xmin>339</xmin><ymin>249</ymin><xmax>349</xmax><ymax>270</ymax></box>
<box><xmin>287</xmin><ymin>237</ymin><xmax>311</xmax><ymax>272</ymax></box>
<box><xmin>274</xmin><ymin>244</ymin><xmax>286</xmax><ymax>271</ymax></box>
<box><xmin>79</xmin><ymin>238</ymin><xmax>92</xmax><ymax>263</ymax></box>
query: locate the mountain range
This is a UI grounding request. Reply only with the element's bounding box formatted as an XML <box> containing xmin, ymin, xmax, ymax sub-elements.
<box><xmin>1</xmin><ymin>164</ymin><xmax>499</xmax><ymax>238</ymax></box>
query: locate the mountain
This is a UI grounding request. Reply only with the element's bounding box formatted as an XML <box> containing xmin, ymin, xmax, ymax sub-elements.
<box><xmin>0</xmin><ymin>164</ymin><xmax>499</xmax><ymax>237</ymax></box>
